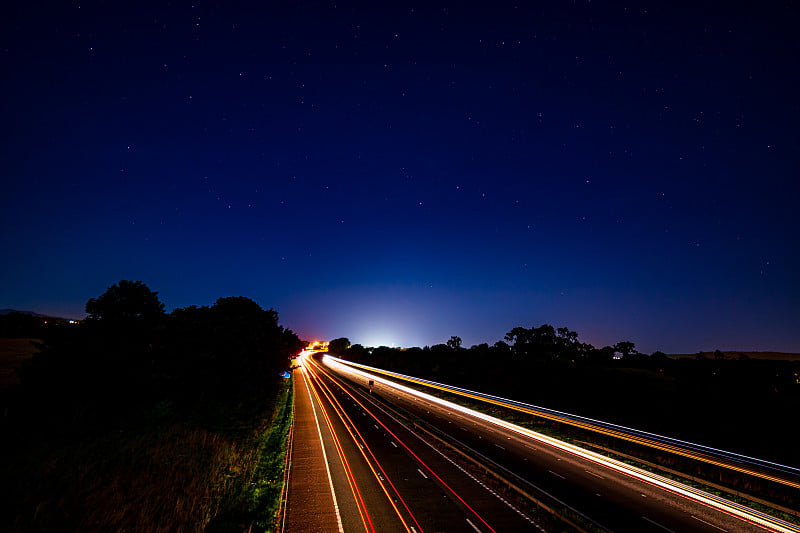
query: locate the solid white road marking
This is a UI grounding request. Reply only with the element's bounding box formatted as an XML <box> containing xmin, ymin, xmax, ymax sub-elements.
<box><xmin>302</xmin><ymin>372</ymin><xmax>344</xmax><ymax>533</ymax></box>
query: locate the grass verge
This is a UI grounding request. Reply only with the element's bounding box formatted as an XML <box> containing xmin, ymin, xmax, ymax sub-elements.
<box><xmin>1</xmin><ymin>379</ymin><xmax>295</xmax><ymax>532</ymax></box>
<box><xmin>207</xmin><ymin>378</ymin><xmax>294</xmax><ymax>532</ymax></box>
<box><xmin>242</xmin><ymin>378</ymin><xmax>294</xmax><ymax>530</ymax></box>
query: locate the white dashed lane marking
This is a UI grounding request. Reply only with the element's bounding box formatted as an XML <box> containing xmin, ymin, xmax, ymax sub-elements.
<box><xmin>691</xmin><ymin>515</ymin><xmax>727</xmax><ymax>531</ymax></box>
<box><xmin>466</xmin><ymin>518</ymin><xmax>482</xmax><ymax>532</ymax></box>
<box><xmin>340</xmin><ymin>369</ymin><xmax>546</xmax><ymax>532</ymax></box>
<box><xmin>642</xmin><ymin>516</ymin><xmax>676</xmax><ymax>532</ymax></box>
<box><xmin>585</xmin><ymin>470</ymin><xmax>605</xmax><ymax>479</ymax></box>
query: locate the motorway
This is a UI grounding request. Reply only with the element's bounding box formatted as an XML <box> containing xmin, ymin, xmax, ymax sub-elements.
<box><xmin>309</xmin><ymin>352</ymin><xmax>800</xmax><ymax>533</ymax></box>
<box><xmin>326</xmin><ymin>356</ymin><xmax>800</xmax><ymax>491</ymax></box>
<box><xmin>292</xmin><ymin>351</ymin><xmax>542</xmax><ymax>532</ymax></box>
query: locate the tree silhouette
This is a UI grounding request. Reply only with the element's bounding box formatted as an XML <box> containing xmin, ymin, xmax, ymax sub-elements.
<box><xmin>342</xmin><ymin>343</ymin><xmax>369</xmax><ymax>363</ymax></box>
<box><xmin>613</xmin><ymin>341</ymin><xmax>637</xmax><ymax>358</ymax></box>
<box><xmin>85</xmin><ymin>280</ymin><xmax>165</xmax><ymax>323</ymax></box>
<box><xmin>504</xmin><ymin>324</ymin><xmax>561</xmax><ymax>360</ymax></box>
<box><xmin>504</xmin><ymin>326</ymin><xmax>533</xmax><ymax>357</ymax></box>
<box><xmin>492</xmin><ymin>340</ymin><xmax>511</xmax><ymax>352</ymax></box>
<box><xmin>20</xmin><ymin>281</ymin><xmax>169</xmax><ymax>424</ymax></box>
<box><xmin>328</xmin><ymin>337</ymin><xmax>350</xmax><ymax>356</ymax></box>
<box><xmin>20</xmin><ymin>283</ymin><xmax>301</xmax><ymax>434</ymax></box>
<box><xmin>557</xmin><ymin>327</ymin><xmax>578</xmax><ymax>345</ymax></box>
<box><xmin>447</xmin><ymin>336</ymin><xmax>462</xmax><ymax>350</ymax></box>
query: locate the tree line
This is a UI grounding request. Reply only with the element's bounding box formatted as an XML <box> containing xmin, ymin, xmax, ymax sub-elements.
<box><xmin>326</xmin><ymin>326</ymin><xmax>800</xmax><ymax>467</ymax></box>
<box><xmin>328</xmin><ymin>324</ymin><xmax>657</xmax><ymax>374</ymax></box>
<box><xmin>11</xmin><ymin>280</ymin><xmax>303</xmax><ymax>435</ymax></box>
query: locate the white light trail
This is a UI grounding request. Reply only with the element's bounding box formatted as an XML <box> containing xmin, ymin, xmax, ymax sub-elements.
<box><xmin>324</xmin><ymin>356</ymin><xmax>800</xmax><ymax>533</ymax></box>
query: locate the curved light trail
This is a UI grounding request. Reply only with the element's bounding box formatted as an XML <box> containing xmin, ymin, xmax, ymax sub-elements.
<box><xmin>325</xmin><ymin>356</ymin><xmax>800</xmax><ymax>488</ymax></box>
<box><xmin>323</xmin><ymin>354</ymin><xmax>800</xmax><ymax>533</ymax></box>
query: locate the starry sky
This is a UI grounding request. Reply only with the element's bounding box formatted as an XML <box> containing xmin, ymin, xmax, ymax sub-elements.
<box><xmin>2</xmin><ymin>2</ymin><xmax>798</xmax><ymax>353</ymax></box>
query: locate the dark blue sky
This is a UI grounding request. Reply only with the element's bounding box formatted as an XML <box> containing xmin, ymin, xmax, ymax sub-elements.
<box><xmin>2</xmin><ymin>2</ymin><xmax>798</xmax><ymax>353</ymax></box>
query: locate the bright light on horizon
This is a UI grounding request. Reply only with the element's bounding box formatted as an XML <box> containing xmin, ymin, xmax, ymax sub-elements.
<box><xmin>351</xmin><ymin>325</ymin><xmax>403</xmax><ymax>348</ymax></box>
<box><xmin>356</xmin><ymin>337</ymin><xmax>399</xmax><ymax>348</ymax></box>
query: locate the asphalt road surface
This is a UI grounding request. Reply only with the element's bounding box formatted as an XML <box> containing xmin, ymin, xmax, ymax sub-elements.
<box><xmin>312</xmin><ymin>353</ymin><xmax>798</xmax><ymax>533</ymax></box>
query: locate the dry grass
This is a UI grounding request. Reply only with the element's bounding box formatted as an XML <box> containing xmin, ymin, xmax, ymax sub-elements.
<box><xmin>5</xmin><ymin>380</ymin><xmax>295</xmax><ymax>532</ymax></box>
<box><xmin>81</xmin><ymin>426</ymin><xmax>257</xmax><ymax>531</ymax></box>
<box><xmin>7</xmin><ymin>422</ymin><xmax>262</xmax><ymax>532</ymax></box>
<box><xmin>669</xmin><ymin>351</ymin><xmax>800</xmax><ymax>361</ymax></box>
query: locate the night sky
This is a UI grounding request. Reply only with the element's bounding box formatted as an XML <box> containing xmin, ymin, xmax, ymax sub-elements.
<box><xmin>2</xmin><ymin>2</ymin><xmax>798</xmax><ymax>353</ymax></box>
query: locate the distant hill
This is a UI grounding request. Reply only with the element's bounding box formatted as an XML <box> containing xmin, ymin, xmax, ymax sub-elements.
<box><xmin>0</xmin><ymin>309</ymin><xmax>75</xmax><ymax>321</ymax></box>
<box><xmin>0</xmin><ymin>310</ymin><xmax>77</xmax><ymax>338</ymax></box>
<box><xmin>0</xmin><ymin>309</ymin><xmax>49</xmax><ymax>317</ymax></box>
<box><xmin>669</xmin><ymin>351</ymin><xmax>800</xmax><ymax>361</ymax></box>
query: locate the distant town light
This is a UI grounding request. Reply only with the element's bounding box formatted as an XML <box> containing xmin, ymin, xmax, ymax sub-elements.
<box><xmin>306</xmin><ymin>340</ymin><xmax>329</xmax><ymax>351</ymax></box>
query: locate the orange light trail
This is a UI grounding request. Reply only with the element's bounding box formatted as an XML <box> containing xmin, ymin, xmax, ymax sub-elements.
<box><xmin>302</xmin><ymin>364</ymin><xmax>375</xmax><ymax>533</ymax></box>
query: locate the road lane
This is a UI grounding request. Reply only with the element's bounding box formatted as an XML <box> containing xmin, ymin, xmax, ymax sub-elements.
<box><xmin>284</xmin><ymin>367</ymin><xmax>343</xmax><ymax>533</ymax></box>
<box><xmin>302</xmin><ymin>362</ymin><xmax>408</xmax><ymax>532</ymax></box>
<box><xmin>331</xmin><ymin>358</ymin><xmax>800</xmax><ymax>490</ymax></box>
<box><xmin>305</xmin><ymin>364</ymin><xmax>416</xmax><ymax>532</ymax></box>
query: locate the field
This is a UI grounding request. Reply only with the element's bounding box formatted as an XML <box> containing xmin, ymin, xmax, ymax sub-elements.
<box><xmin>0</xmin><ymin>337</ymin><xmax>38</xmax><ymax>387</ymax></box>
<box><xmin>669</xmin><ymin>351</ymin><xmax>800</xmax><ymax>361</ymax></box>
